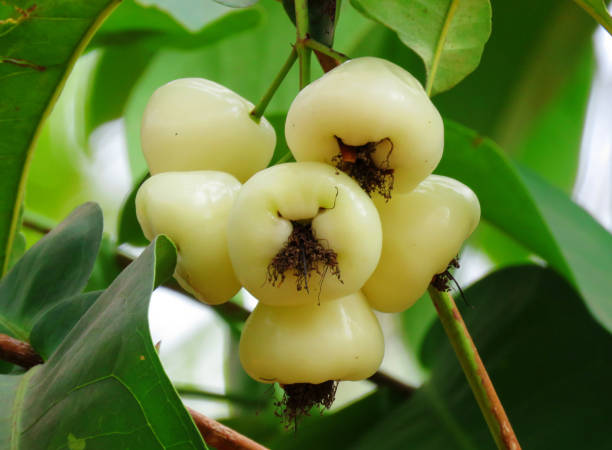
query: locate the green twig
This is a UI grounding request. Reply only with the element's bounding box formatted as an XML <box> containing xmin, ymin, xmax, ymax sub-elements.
<box><xmin>250</xmin><ymin>47</ymin><xmax>298</xmax><ymax>122</ymax></box>
<box><xmin>304</xmin><ymin>38</ymin><xmax>349</xmax><ymax>64</ymax></box>
<box><xmin>294</xmin><ymin>0</ymin><xmax>311</xmax><ymax>89</ymax></box>
<box><xmin>428</xmin><ymin>286</ymin><xmax>520</xmax><ymax>450</ymax></box>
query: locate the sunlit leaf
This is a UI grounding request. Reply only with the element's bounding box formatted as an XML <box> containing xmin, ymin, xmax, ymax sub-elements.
<box><xmin>0</xmin><ymin>0</ymin><xmax>121</xmax><ymax>274</ymax></box>
<box><xmin>350</xmin><ymin>0</ymin><xmax>492</xmax><ymax>95</ymax></box>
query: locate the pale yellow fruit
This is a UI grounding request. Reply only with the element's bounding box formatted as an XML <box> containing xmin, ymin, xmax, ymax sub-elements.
<box><xmin>141</xmin><ymin>78</ymin><xmax>276</xmax><ymax>182</ymax></box>
<box><xmin>136</xmin><ymin>171</ymin><xmax>241</xmax><ymax>305</ymax></box>
<box><xmin>239</xmin><ymin>291</ymin><xmax>384</xmax><ymax>384</ymax></box>
<box><xmin>227</xmin><ymin>162</ymin><xmax>382</xmax><ymax>306</ymax></box>
<box><xmin>285</xmin><ymin>57</ymin><xmax>443</xmax><ymax>193</ymax></box>
<box><xmin>363</xmin><ymin>175</ymin><xmax>480</xmax><ymax>312</ymax></box>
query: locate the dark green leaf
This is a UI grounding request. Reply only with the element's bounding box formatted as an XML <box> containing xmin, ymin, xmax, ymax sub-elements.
<box><xmin>274</xmin><ymin>267</ymin><xmax>612</xmax><ymax>448</ymax></box>
<box><xmin>118</xmin><ymin>174</ymin><xmax>150</xmax><ymax>247</ymax></box>
<box><xmin>350</xmin><ymin>0</ymin><xmax>491</xmax><ymax>95</ymax></box>
<box><xmin>268</xmin><ymin>389</ymin><xmax>404</xmax><ymax>449</ymax></box>
<box><xmin>85</xmin><ymin>236</ymin><xmax>122</xmax><ymax>291</ymax></box>
<box><xmin>0</xmin><ymin>236</ymin><xmax>204</xmax><ymax>448</ymax></box>
<box><xmin>7</xmin><ymin>232</ymin><xmax>25</xmax><ymax>271</ymax></box>
<box><xmin>573</xmin><ymin>0</ymin><xmax>612</xmax><ymax>35</ymax></box>
<box><xmin>437</xmin><ymin>121</ymin><xmax>612</xmax><ymax>331</ymax></box>
<box><xmin>353</xmin><ymin>266</ymin><xmax>612</xmax><ymax>449</ymax></box>
<box><xmin>29</xmin><ymin>291</ymin><xmax>101</xmax><ymax>360</ymax></box>
<box><xmin>0</xmin><ymin>0</ymin><xmax>120</xmax><ymax>275</ymax></box>
<box><xmin>0</xmin><ymin>203</ymin><xmax>103</xmax><ymax>341</ymax></box>
<box><xmin>85</xmin><ymin>44</ymin><xmax>156</xmax><ymax>136</ymax></box>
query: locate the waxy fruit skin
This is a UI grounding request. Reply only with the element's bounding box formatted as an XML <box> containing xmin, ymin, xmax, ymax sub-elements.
<box><xmin>136</xmin><ymin>171</ymin><xmax>242</xmax><ymax>305</ymax></box>
<box><xmin>239</xmin><ymin>292</ymin><xmax>384</xmax><ymax>384</ymax></box>
<box><xmin>363</xmin><ymin>175</ymin><xmax>480</xmax><ymax>312</ymax></box>
<box><xmin>285</xmin><ymin>57</ymin><xmax>444</xmax><ymax>193</ymax></box>
<box><xmin>141</xmin><ymin>78</ymin><xmax>276</xmax><ymax>183</ymax></box>
<box><xmin>227</xmin><ymin>162</ymin><xmax>382</xmax><ymax>306</ymax></box>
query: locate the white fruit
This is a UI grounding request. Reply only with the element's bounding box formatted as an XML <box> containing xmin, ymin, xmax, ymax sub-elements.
<box><xmin>285</xmin><ymin>57</ymin><xmax>443</xmax><ymax>193</ymax></box>
<box><xmin>141</xmin><ymin>78</ymin><xmax>276</xmax><ymax>182</ymax></box>
<box><xmin>363</xmin><ymin>175</ymin><xmax>480</xmax><ymax>312</ymax></box>
<box><xmin>136</xmin><ymin>171</ymin><xmax>241</xmax><ymax>305</ymax></box>
<box><xmin>239</xmin><ymin>291</ymin><xmax>384</xmax><ymax>384</ymax></box>
<box><xmin>227</xmin><ymin>162</ymin><xmax>382</xmax><ymax>306</ymax></box>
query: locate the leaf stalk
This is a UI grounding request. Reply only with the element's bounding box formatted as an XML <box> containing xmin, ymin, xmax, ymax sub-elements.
<box><xmin>427</xmin><ymin>286</ymin><xmax>521</xmax><ymax>450</ymax></box>
<box><xmin>250</xmin><ymin>47</ymin><xmax>298</xmax><ymax>122</ymax></box>
<box><xmin>294</xmin><ymin>0</ymin><xmax>312</xmax><ymax>89</ymax></box>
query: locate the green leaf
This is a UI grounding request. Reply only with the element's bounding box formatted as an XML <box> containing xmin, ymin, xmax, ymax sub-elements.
<box><xmin>351</xmin><ymin>266</ymin><xmax>612</xmax><ymax>449</ymax></box>
<box><xmin>573</xmin><ymin>0</ymin><xmax>612</xmax><ymax>35</ymax></box>
<box><xmin>0</xmin><ymin>236</ymin><xmax>205</xmax><ymax>448</ymax></box>
<box><xmin>118</xmin><ymin>174</ymin><xmax>149</xmax><ymax>247</ymax></box>
<box><xmin>29</xmin><ymin>291</ymin><xmax>101</xmax><ymax>360</ymax></box>
<box><xmin>350</xmin><ymin>0</ymin><xmax>491</xmax><ymax>96</ymax></box>
<box><xmin>214</xmin><ymin>0</ymin><xmax>259</xmax><ymax>8</ymax></box>
<box><xmin>85</xmin><ymin>235</ymin><xmax>122</xmax><ymax>291</ymax></box>
<box><xmin>0</xmin><ymin>0</ymin><xmax>121</xmax><ymax>276</ymax></box>
<box><xmin>432</xmin><ymin>0</ymin><xmax>595</xmax><ymax>191</ymax></box>
<box><xmin>437</xmin><ymin>121</ymin><xmax>612</xmax><ymax>331</ymax></box>
<box><xmin>0</xmin><ymin>203</ymin><xmax>103</xmax><ymax>341</ymax></box>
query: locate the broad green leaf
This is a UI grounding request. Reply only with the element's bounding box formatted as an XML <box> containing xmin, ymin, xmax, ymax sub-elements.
<box><xmin>518</xmin><ymin>166</ymin><xmax>612</xmax><ymax>328</ymax></box>
<box><xmin>94</xmin><ymin>0</ymin><xmax>261</xmax><ymax>48</ymax></box>
<box><xmin>138</xmin><ymin>0</ymin><xmax>234</xmax><ymax>32</ymax></box>
<box><xmin>0</xmin><ymin>203</ymin><xmax>103</xmax><ymax>341</ymax></box>
<box><xmin>118</xmin><ymin>173</ymin><xmax>149</xmax><ymax>246</ymax></box>
<box><xmin>0</xmin><ymin>236</ymin><xmax>206</xmax><ymax>448</ymax></box>
<box><xmin>29</xmin><ymin>291</ymin><xmax>101</xmax><ymax>360</ymax></box>
<box><xmin>0</xmin><ymin>0</ymin><xmax>121</xmax><ymax>275</ymax></box>
<box><xmin>269</xmin><ymin>266</ymin><xmax>612</xmax><ymax>449</ymax></box>
<box><xmin>359</xmin><ymin>266</ymin><xmax>612</xmax><ymax>449</ymax></box>
<box><xmin>432</xmin><ymin>0</ymin><xmax>595</xmax><ymax>191</ymax></box>
<box><xmin>437</xmin><ymin>121</ymin><xmax>612</xmax><ymax>331</ymax></box>
<box><xmin>214</xmin><ymin>0</ymin><xmax>259</xmax><ymax>8</ymax></box>
<box><xmin>85</xmin><ymin>235</ymin><xmax>122</xmax><ymax>291</ymax></box>
<box><xmin>350</xmin><ymin>0</ymin><xmax>492</xmax><ymax>95</ymax></box>
<box><xmin>574</xmin><ymin>0</ymin><xmax>612</xmax><ymax>35</ymax></box>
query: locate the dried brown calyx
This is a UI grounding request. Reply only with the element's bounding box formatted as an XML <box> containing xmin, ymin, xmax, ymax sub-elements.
<box><xmin>266</xmin><ymin>220</ymin><xmax>341</xmax><ymax>293</ymax></box>
<box><xmin>275</xmin><ymin>381</ymin><xmax>339</xmax><ymax>430</ymax></box>
<box><xmin>332</xmin><ymin>136</ymin><xmax>394</xmax><ymax>200</ymax></box>
<box><xmin>431</xmin><ymin>257</ymin><xmax>471</xmax><ymax>307</ymax></box>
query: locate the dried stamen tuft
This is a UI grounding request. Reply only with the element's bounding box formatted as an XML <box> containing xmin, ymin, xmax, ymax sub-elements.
<box><xmin>332</xmin><ymin>136</ymin><xmax>394</xmax><ymax>200</ymax></box>
<box><xmin>275</xmin><ymin>381</ymin><xmax>339</xmax><ymax>430</ymax></box>
<box><xmin>267</xmin><ymin>221</ymin><xmax>341</xmax><ymax>293</ymax></box>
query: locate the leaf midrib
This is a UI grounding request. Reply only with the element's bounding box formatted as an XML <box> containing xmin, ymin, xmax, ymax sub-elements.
<box><xmin>426</xmin><ymin>0</ymin><xmax>459</xmax><ymax>96</ymax></box>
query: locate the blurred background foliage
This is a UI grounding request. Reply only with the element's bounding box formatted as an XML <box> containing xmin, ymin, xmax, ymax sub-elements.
<box><xmin>3</xmin><ymin>0</ymin><xmax>612</xmax><ymax>447</ymax></box>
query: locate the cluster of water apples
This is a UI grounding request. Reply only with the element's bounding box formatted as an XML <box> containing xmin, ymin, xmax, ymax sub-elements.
<box><xmin>135</xmin><ymin>57</ymin><xmax>480</xmax><ymax>416</ymax></box>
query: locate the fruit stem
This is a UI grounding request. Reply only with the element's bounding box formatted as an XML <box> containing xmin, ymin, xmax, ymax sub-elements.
<box><xmin>304</xmin><ymin>38</ymin><xmax>349</xmax><ymax>65</ymax></box>
<box><xmin>427</xmin><ymin>286</ymin><xmax>521</xmax><ymax>450</ymax></box>
<box><xmin>294</xmin><ymin>0</ymin><xmax>311</xmax><ymax>89</ymax></box>
<box><xmin>250</xmin><ymin>47</ymin><xmax>298</xmax><ymax>122</ymax></box>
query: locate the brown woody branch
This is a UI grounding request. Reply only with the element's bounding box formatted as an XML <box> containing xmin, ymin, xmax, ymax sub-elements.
<box><xmin>0</xmin><ymin>333</ymin><xmax>43</xmax><ymax>369</ymax></box>
<box><xmin>188</xmin><ymin>407</ymin><xmax>268</xmax><ymax>450</ymax></box>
